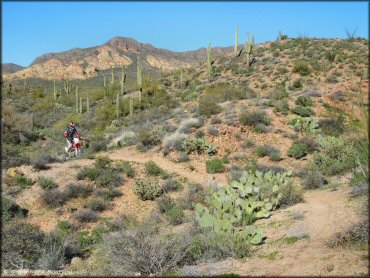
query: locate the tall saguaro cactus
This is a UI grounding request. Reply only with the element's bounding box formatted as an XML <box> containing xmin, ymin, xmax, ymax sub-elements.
<box><xmin>207</xmin><ymin>43</ymin><xmax>212</xmax><ymax>83</ymax></box>
<box><xmin>75</xmin><ymin>87</ymin><xmax>79</xmax><ymax>114</ymax></box>
<box><xmin>86</xmin><ymin>97</ymin><xmax>90</xmax><ymax>111</ymax></box>
<box><xmin>235</xmin><ymin>24</ymin><xmax>239</xmax><ymax>57</ymax></box>
<box><xmin>79</xmin><ymin>97</ymin><xmax>83</xmax><ymax>114</ymax></box>
<box><xmin>120</xmin><ymin>65</ymin><xmax>126</xmax><ymax>95</ymax></box>
<box><xmin>129</xmin><ymin>99</ymin><xmax>134</xmax><ymax>120</ymax></box>
<box><xmin>245</xmin><ymin>33</ymin><xmax>254</xmax><ymax>69</ymax></box>
<box><xmin>180</xmin><ymin>68</ymin><xmax>183</xmax><ymax>90</ymax></box>
<box><xmin>103</xmin><ymin>76</ymin><xmax>108</xmax><ymax>100</ymax></box>
<box><xmin>137</xmin><ymin>57</ymin><xmax>142</xmax><ymax>92</ymax></box>
<box><xmin>53</xmin><ymin>80</ymin><xmax>57</xmax><ymax>100</ymax></box>
<box><xmin>116</xmin><ymin>93</ymin><xmax>120</xmax><ymax>118</ymax></box>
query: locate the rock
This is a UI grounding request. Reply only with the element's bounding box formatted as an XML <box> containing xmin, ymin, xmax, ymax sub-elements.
<box><xmin>55</xmin><ymin>208</ymin><xmax>64</xmax><ymax>215</ymax></box>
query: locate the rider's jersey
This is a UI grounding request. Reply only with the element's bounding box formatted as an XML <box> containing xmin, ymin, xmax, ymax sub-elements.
<box><xmin>65</xmin><ymin>126</ymin><xmax>80</xmax><ymax>142</ymax></box>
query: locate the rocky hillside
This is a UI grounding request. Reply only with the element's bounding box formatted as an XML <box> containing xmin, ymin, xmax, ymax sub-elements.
<box><xmin>2</xmin><ymin>63</ymin><xmax>24</xmax><ymax>75</ymax></box>
<box><xmin>4</xmin><ymin>37</ymin><xmax>230</xmax><ymax>81</ymax></box>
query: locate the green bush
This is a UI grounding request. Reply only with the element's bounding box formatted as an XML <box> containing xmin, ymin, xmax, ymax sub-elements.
<box><xmin>40</xmin><ymin>188</ymin><xmax>67</xmax><ymax>207</ymax></box>
<box><xmin>313</xmin><ymin>136</ymin><xmax>356</xmax><ymax>176</ymax></box>
<box><xmin>206</xmin><ymin>159</ymin><xmax>225</xmax><ymax>173</ymax></box>
<box><xmin>2</xmin><ymin>197</ymin><xmax>28</xmax><ymax>222</ymax></box>
<box><xmin>120</xmin><ymin>161</ymin><xmax>135</xmax><ymax>178</ymax></box>
<box><xmin>84</xmin><ymin>197</ymin><xmax>110</xmax><ymax>212</ymax></box>
<box><xmin>292</xmin><ymin>61</ymin><xmax>311</xmax><ymax>76</ymax></box>
<box><xmin>295</xmin><ymin>96</ymin><xmax>313</xmax><ymax>107</ymax></box>
<box><xmin>186</xmin><ymin>231</ymin><xmax>251</xmax><ymax>263</ymax></box>
<box><xmin>162</xmin><ymin>177</ymin><xmax>183</xmax><ymax>192</ymax></box>
<box><xmin>292</xmin><ymin>106</ymin><xmax>315</xmax><ymax>117</ymax></box>
<box><xmin>165</xmin><ymin>206</ymin><xmax>185</xmax><ymax>225</ymax></box>
<box><xmin>38</xmin><ymin>177</ymin><xmax>58</xmax><ymax>190</ymax></box>
<box><xmin>96</xmin><ymin>169</ymin><xmax>122</xmax><ymax>188</ymax></box>
<box><xmin>73</xmin><ymin>209</ymin><xmax>99</xmax><ymax>223</ymax></box>
<box><xmin>77</xmin><ymin>166</ymin><xmax>102</xmax><ymax>181</ymax></box>
<box><xmin>65</xmin><ymin>183</ymin><xmax>92</xmax><ymax>198</ymax></box>
<box><xmin>3</xmin><ymin>219</ymin><xmax>45</xmax><ymax>269</ymax></box>
<box><xmin>279</xmin><ymin>181</ymin><xmax>304</xmax><ymax>206</ymax></box>
<box><xmin>94</xmin><ymin>187</ymin><xmax>122</xmax><ymax>200</ymax></box>
<box><xmin>145</xmin><ymin>161</ymin><xmax>168</xmax><ymax>177</ymax></box>
<box><xmin>273</xmin><ymin>100</ymin><xmax>289</xmax><ymax>115</ymax></box>
<box><xmin>94</xmin><ymin>156</ymin><xmax>112</xmax><ymax>169</ymax></box>
<box><xmin>302</xmin><ymin>169</ymin><xmax>327</xmax><ymax>189</ymax></box>
<box><xmin>198</xmin><ymin>95</ymin><xmax>222</xmax><ymax>117</ymax></box>
<box><xmin>156</xmin><ymin>195</ymin><xmax>175</xmax><ymax>213</ymax></box>
<box><xmin>287</xmin><ymin>142</ymin><xmax>309</xmax><ymax>159</ymax></box>
<box><xmin>239</xmin><ymin>110</ymin><xmax>271</xmax><ymax>127</ymax></box>
<box><xmin>133</xmin><ymin>177</ymin><xmax>163</xmax><ymax>200</ymax></box>
<box><xmin>178</xmin><ymin>183</ymin><xmax>205</xmax><ymax>210</ymax></box>
<box><xmin>15</xmin><ymin>175</ymin><xmax>34</xmax><ymax>189</ymax></box>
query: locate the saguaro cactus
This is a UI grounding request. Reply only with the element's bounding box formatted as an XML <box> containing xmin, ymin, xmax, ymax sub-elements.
<box><xmin>137</xmin><ymin>57</ymin><xmax>142</xmax><ymax>92</ymax></box>
<box><xmin>75</xmin><ymin>87</ymin><xmax>79</xmax><ymax>114</ymax></box>
<box><xmin>79</xmin><ymin>96</ymin><xmax>83</xmax><ymax>114</ymax></box>
<box><xmin>129</xmin><ymin>99</ymin><xmax>134</xmax><ymax>119</ymax></box>
<box><xmin>207</xmin><ymin>43</ymin><xmax>212</xmax><ymax>83</ymax></box>
<box><xmin>120</xmin><ymin>65</ymin><xmax>126</xmax><ymax>95</ymax></box>
<box><xmin>245</xmin><ymin>33</ymin><xmax>254</xmax><ymax>69</ymax></box>
<box><xmin>53</xmin><ymin>80</ymin><xmax>57</xmax><ymax>100</ymax></box>
<box><xmin>180</xmin><ymin>68</ymin><xmax>183</xmax><ymax>90</ymax></box>
<box><xmin>116</xmin><ymin>93</ymin><xmax>120</xmax><ymax>118</ymax></box>
<box><xmin>103</xmin><ymin>76</ymin><xmax>108</xmax><ymax>100</ymax></box>
<box><xmin>86</xmin><ymin>97</ymin><xmax>90</xmax><ymax>111</ymax></box>
<box><xmin>235</xmin><ymin>24</ymin><xmax>239</xmax><ymax>57</ymax></box>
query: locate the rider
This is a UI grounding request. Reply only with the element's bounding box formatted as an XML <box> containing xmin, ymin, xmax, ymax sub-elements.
<box><xmin>64</xmin><ymin>121</ymin><xmax>80</xmax><ymax>153</ymax></box>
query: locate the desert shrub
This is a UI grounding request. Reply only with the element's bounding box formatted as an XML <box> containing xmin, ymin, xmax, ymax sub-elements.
<box><xmin>177</xmin><ymin>152</ymin><xmax>190</xmax><ymax>163</ymax></box>
<box><xmin>65</xmin><ymin>183</ymin><xmax>93</xmax><ymax>198</ymax></box>
<box><xmin>178</xmin><ymin>183</ymin><xmax>205</xmax><ymax>210</ymax></box>
<box><xmin>269</xmin><ymin>150</ymin><xmax>282</xmax><ymax>161</ymax></box>
<box><xmin>96</xmin><ymin>169</ymin><xmax>123</xmax><ymax>188</ymax></box>
<box><xmin>239</xmin><ymin>110</ymin><xmax>271</xmax><ymax>127</ymax></box>
<box><xmin>119</xmin><ymin>161</ymin><xmax>135</xmax><ymax>178</ymax></box>
<box><xmin>162</xmin><ymin>177</ymin><xmax>183</xmax><ymax>192</ymax></box>
<box><xmin>206</xmin><ymin>159</ymin><xmax>225</xmax><ymax>174</ymax></box>
<box><xmin>31</xmin><ymin>154</ymin><xmax>57</xmax><ymax>171</ymax></box>
<box><xmin>198</xmin><ymin>95</ymin><xmax>222</xmax><ymax>117</ymax></box>
<box><xmin>211</xmin><ymin>117</ymin><xmax>222</xmax><ymax>124</ymax></box>
<box><xmin>273</xmin><ymin>100</ymin><xmax>289</xmax><ymax>115</ymax></box>
<box><xmin>183</xmin><ymin>138</ymin><xmax>216</xmax><ymax>155</ymax></box>
<box><xmin>292</xmin><ymin>61</ymin><xmax>311</xmax><ymax>76</ymax></box>
<box><xmin>195</xmin><ymin>130</ymin><xmax>205</xmax><ymax>138</ymax></box>
<box><xmin>2</xmin><ymin>197</ymin><xmax>28</xmax><ymax>222</ymax></box>
<box><xmin>14</xmin><ymin>175</ymin><xmax>34</xmax><ymax>189</ymax></box>
<box><xmin>186</xmin><ymin>230</ymin><xmax>251</xmax><ymax>262</ymax></box>
<box><xmin>254</xmin><ymin>123</ymin><xmax>270</xmax><ymax>133</ymax></box>
<box><xmin>326</xmin><ymin>219</ymin><xmax>368</xmax><ymax>248</ymax></box>
<box><xmin>38</xmin><ymin>177</ymin><xmax>58</xmax><ymax>190</ymax></box>
<box><xmin>40</xmin><ymin>188</ymin><xmax>67</xmax><ymax>207</ymax></box>
<box><xmin>37</xmin><ymin>236</ymin><xmax>66</xmax><ymax>271</ymax></box>
<box><xmin>269</xmin><ymin>85</ymin><xmax>289</xmax><ymax>100</ymax></box>
<box><xmin>133</xmin><ymin>177</ymin><xmax>163</xmax><ymax>200</ymax></box>
<box><xmin>292</xmin><ymin>78</ymin><xmax>303</xmax><ymax>89</ymax></box>
<box><xmin>165</xmin><ymin>206</ymin><xmax>185</xmax><ymax>225</ymax></box>
<box><xmin>177</xmin><ymin>118</ymin><xmax>200</xmax><ymax>134</ymax></box>
<box><xmin>313</xmin><ymin>136</ymin><xmax>356</xmax><ymax>176</ymax></box>
<box><xmin>319</xmin><ymin>116</ymin><xmax>345</xmax><ymax>136</ymax></box>
<box><xmin>156</xmin><ymin>195</ymin><xmax>175</xmax><ymax>213</ymax></box>
<box><xmin>84</xmin><ymin>197</ymin><xmax>110</xmax><ymax>212</ymax></box>
<box><xmin>292</xmin><ymin>106</ymin><xmax>315</xmax><ymax>117</ymax></box>
<box><xmin>255</xmin><ymin>163</ymin><xmax>286</xmax><ymax>174</ymax></box>
<box><xmin>162</xmin><ymin>133</ymin><xmax>188</xmax><ymax>155</ymax></box>
<box><xmin>77</xmin><ymin>166</ymin><xmax>102</xmax><ymax>181</ymax></box>
<box><xmin>101</xmin><ymin>219</ymin><xmax>190</xmax><ymax>275</ymax></box>
<box><xmin>73</xmin><ymin>209</ymin><xmax>99</xmax><ymax>223</ymax></box>
<box><xmin>301</xmin><ymin>169</ymin><xmax>327</xmax><ymax>189</ymax></box>
<box><xmin>287</xmin><ymin>142</ymin><xmax>310</xmax><ymax>159</ymax></box>
<box><xmin>94</xmin><ymin>156</ymin><xmax>112</xmax><ymax>169</ymax></box>
<box><xmin>207</xmin><ymin>127</ymin><xmax>219</xmax><ymax>136</ymax></box>
<box><xmin>295</xmin><ymin>96</ymin><xmax>313</xmax><ymax>107</ymax></box>
<box><xmin>256</xmin><ymin>145</ymin><xmax>281</xmax><ymax>161</ymax></box>
<box><xmin>3</xmin><ymin>218</ymin><xmax>45</xmax><ymax>269</ymax></box>
<box><xmin>241</xmin><ymin>139</ymin><xmax>255</xmax><ymax>149</ymax></box>
<box><xmin>145</xmin><ymin>161</ymin><xmax>168</xmax><ymax>178</ymax></box>
<box><xmin>94</xmin><ymin>187</ymin><xmax>122</xmax><ymax>200</ymax></box>
<box><xmin>136</xmin><ymin>125</ymin><xmax>162</xmax><ymax>151</ymax></box>
<box><xmin>279</xmin><ymin>181</ymin><xmax>304</xmax><ymax>206</ymax></box>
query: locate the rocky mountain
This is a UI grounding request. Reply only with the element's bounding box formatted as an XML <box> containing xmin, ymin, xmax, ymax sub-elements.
<box><xmin>4</xmin><ymin>37</ymin><xmax>231</xmax><ymax>81</ymax></box>
<box><xmin>2</xmin><ymin>63</ymin><xmax>24</xmax><ymax>75</ymax></box>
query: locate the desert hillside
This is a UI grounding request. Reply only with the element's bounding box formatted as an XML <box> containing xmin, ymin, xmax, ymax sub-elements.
<box><xmin>2</xmin><ymin>35</ymin><xmax>369</xmax><ymax>276</ymax></box>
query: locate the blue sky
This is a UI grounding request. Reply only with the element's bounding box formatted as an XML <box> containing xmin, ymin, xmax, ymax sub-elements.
<box><xmin>2</xmin><ymin>1</ymin><xmax>369</xmax><ymax>66</ymax></box>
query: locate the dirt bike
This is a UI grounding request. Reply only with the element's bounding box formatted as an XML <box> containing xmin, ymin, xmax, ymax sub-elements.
<box><xmin>64</xmin><ymin>137</ymin><xmax>84</xmax><ymax>160</ymax></box>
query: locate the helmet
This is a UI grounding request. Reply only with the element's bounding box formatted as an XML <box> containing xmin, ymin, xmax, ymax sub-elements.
<box><xmin>69</xmin><ymin>122</ymin><xmax>75</xmax><ymax>128</ymax></box>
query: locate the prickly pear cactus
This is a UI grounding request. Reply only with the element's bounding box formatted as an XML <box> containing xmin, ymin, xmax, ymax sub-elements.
<box><xmin>195</xmin><ymin>170</ymin><xmax>293</xmax><ymax>243</ymax></box>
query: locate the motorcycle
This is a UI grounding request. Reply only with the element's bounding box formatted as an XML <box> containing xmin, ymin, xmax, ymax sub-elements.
<box><xmin>64</xmin><ymin>137</ymin><xmax>84</xmax><ymax>160</ymax></box>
